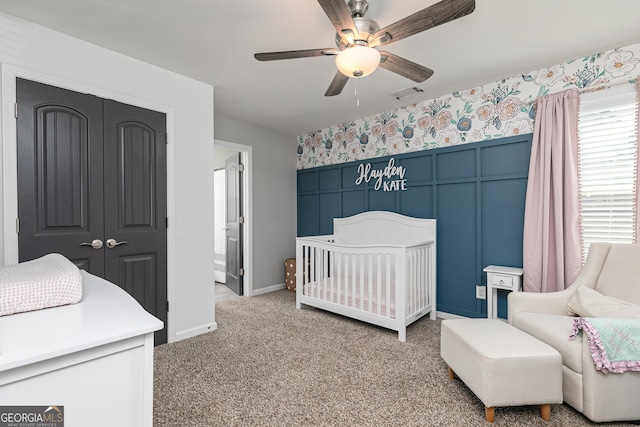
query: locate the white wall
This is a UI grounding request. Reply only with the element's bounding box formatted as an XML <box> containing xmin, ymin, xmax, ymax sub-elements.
<box><xmin>213</xmin><ymin>146</ymin><xmax>240</xmax><ymax>170</ymax></box>
<box><xmin>0</xmin><ymin>12</ymin><xmax>215</xmax><ymax>342</ymax></box>
<box><xmin>214</xmin><ymin>114</ymin><xmax>297</xmax><ymax>291</ymax></box>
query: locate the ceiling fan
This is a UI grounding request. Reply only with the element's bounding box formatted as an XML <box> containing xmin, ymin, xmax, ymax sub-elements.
<box><xmin>254</xmin><ymin>0</ymin><xmax>476</xmax><ymax>96</ymax></box>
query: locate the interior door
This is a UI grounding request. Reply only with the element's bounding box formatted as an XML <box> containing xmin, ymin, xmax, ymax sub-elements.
<box><xmin>16</xmin><ymin>79</ymin><xmax>168</xmax><ymax>345</ymax></box>
<box><xmin>17</xmin><ymin>79</ymin><xmax>105</xmax><ymax>275</ymax></box>
<box><xmin>225</xmin><ymin>153</ymin><xmax>243</xmax><ymax>295</ymax></box>
<box><xmin>213</xmin><ymin>169</ymin><xmax>226</xmax><ymax>283</ymax></box>
<box><xmin>103</xmin><ymin>99</ymin><xmax>168</xmax><ymax>345</ymax></box>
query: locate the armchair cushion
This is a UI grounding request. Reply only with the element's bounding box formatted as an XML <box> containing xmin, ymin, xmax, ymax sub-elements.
<box><xmin>594</xmin><ymin>244</ymin><xmax>640</xmax><ymax>304</ymax></box>
<box><xmin>511</xmin><ymin>313</ymin><xmax>582</xmax><ymax>374</ymax></box>
<box><xmin>567</xmin><ymin>286</ymin><xmax>640</xmax><ymax>318</ymax></box>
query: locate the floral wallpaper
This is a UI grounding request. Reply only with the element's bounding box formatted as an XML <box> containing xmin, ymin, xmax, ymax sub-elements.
<box><xmin>297</xmin><ymin>42</ymin><xmax>640</xmax><ymax>169</ymax></box>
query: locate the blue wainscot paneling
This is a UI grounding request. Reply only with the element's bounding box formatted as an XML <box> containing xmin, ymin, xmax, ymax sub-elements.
<box><xmin>296</xmin><ymin>134</ymin><xmax>532</xmax><ymax>319</ymax></box>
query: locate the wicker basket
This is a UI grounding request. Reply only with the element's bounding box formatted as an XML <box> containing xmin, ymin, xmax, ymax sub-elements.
<box><xmin>285</xmin><ymin>258</ymin><xmax>296</xmax><ymax>291</ymax></box>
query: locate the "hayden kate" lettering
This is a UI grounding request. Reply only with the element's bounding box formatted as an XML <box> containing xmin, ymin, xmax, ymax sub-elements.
<box><xmin>355</xmin><ymin>158</ymin><xmax>407</xmax><ymax>192</ymax></box>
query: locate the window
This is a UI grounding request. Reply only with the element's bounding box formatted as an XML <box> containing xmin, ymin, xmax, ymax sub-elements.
<box><xmin>578</xmin><ymin>85</ymin><xmax>638</xmax><ymax>261</ymax></box>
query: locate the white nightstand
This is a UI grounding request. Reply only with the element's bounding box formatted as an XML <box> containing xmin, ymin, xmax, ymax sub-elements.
<box><xmin>483</xmin><ymin>265</ymin><xmax>524</xmax><ymax>319</ymax></box>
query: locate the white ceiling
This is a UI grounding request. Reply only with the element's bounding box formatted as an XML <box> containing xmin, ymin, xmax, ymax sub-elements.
<box><xmin>1</xmin><ymin>0</ymin><xmax>639</xmax><ymax>137</ymax></box>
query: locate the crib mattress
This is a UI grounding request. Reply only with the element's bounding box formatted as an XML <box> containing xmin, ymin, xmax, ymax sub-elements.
<box><xmin>303</xmin><ymin>278</ymin><xmax>397</xmax><ymax>318</ymax></box>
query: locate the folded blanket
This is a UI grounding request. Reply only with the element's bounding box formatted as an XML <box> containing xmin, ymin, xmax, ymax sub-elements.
<box><xmin>0</xmin><ymin>253</ymin><xmax>82</xmax><ymax>316</ymax></box>
<box><xmin>570</xmin><ymin>317</ymin><xmax>640</xmax><ymax>374</ymax></box>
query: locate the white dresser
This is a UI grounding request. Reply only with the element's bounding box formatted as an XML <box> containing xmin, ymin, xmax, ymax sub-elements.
<box><xmin>0</xmin><ymin>271</ymin><xmax>163</xmax><ymax>427</ymax></box>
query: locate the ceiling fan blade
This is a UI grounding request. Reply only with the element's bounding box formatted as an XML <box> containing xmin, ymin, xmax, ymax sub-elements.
<box><xmin>325</xmin><ymin>71</ymin><xmax>350</xmax><ymax>96</ymax></box>
<box><xmin>254</xmin><ymin>48</ymin><xmax>339</xmax><ymax>61</ymax></box>
<box><xmin>316</xmin><ymin>0</ymin><xmax>360</xmax><ymax>42</ymax></box>
<box><xmin>379</xmin><ymin>52</ymin><xmax>434</xmax><ymax>83</ymax></box>
<box><xmin>371</xmin><ymin>0</ymin><xmax>475</xmax><ymax>47</ymax></box>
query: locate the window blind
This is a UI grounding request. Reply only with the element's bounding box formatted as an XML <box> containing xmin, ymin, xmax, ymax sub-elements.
<box><xmin>578</xmin><ymin>84</ymin><xmax>638</xmax><ymax>262</ymax></box>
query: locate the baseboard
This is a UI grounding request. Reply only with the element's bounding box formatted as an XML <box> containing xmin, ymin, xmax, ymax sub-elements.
<box><xmin>436</xmin><ymin>311</ymin><xmax>468</xmax><ymax>320</ymax></box>
<box><xmin>251</xmin><ymin>282</ymin><xmax>286</xmax><ymax>296</ymax></box>
<box><xmin>173</xmin><ymin>321</ymin><xmax>218</xmax><ymax>342</ymax></box>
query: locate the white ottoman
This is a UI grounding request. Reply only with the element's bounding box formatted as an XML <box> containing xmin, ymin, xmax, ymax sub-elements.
<box><xmin>440</xmin><ymin>319</ymin><xmax>562</xmax><ymax>423</ymax></box>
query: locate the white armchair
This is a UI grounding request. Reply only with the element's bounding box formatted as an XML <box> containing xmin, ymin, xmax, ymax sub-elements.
<box><xmin>508</xmin><ymin>242</ymin><xmax>640</xmax><ymax>423</ymax></box>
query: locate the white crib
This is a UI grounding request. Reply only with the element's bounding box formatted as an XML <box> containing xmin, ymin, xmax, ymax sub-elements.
<box><xmin>296</xmin><ymin>211</ymin><xmax>436</xmax><ymax>342</ymax></box>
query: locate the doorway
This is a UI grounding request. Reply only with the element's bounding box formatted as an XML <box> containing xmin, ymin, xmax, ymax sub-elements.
<box><xmin>16</xmin><ymin>78</ymin><xmax>168</xmax><ymax>344</ymax></box>
<box><xmin>213</xmin><ymin>140</ymin><xmax>252</xmax><ymax>299</ymax></box>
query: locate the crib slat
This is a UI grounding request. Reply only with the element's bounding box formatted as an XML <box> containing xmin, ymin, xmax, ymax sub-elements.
<box><xmin>404</xmin><ymin>252</ymin><xmax>412</xmax><ymax>315</ymax></box>
<box><xmin>317</xmin><ymin>248</ymin><xmax>322</xmax><ymax>300</ymax></box>
<box><xmin>409</xmin><ymin>250</ymin><xmax>414</xmax><ymax>315</ymax></box>
<box><xmin>413</xmin><ymin>249</ymin><xmax>418</xmax><ymax>311</ymax></box>
<box><xmin>376</xmin><ymin>254</ymin><xmax>381</xmax><ymax>315</ymax></box>
<box><xmin>367</xmin><ymin>254</ymin><xmax>373</xmax><ymax>313</ymax></box>
<box><xmin>325</xmin><ymin>249</ymin><xmax>329</xmax><ymax>300</ymax></box>
<box><xmin>329</xmin><ymin>250</ymin><xmax>334</xmax><ymax>303</ymax></box>
<box><xmin>416</xmin><ymin>249</ymin><xmax>421</xmax><ymax>311</ymax></box>
<box><xmin>411</xmin><ymin>250</ymin><xmax>417</xmax><ymax>314</ymax></box>
<box><xmin>360</xmin><ymin>255</ymin><xmax>365</xmax><ymax>311</ymax></box>
<box><xmin>335</xmin><ymin>252</ymin><xmax>341</xmax><ymax>304</ymax></box>
<box><xmin>312</xmin><ymin>247</ymin><xmax>320</xmax><ymax>298</ymax></box>
<box><xmin>386</xmin><ymin>255</ymin><xmax>391</xmax><ymax>318</ymax></box>
<box><xmin>310</xmin><ymin>246</ymin><xmax>314</xmax><ymax>297</ymax></box>
<box><xmin>417</xmin><ymin>248</ymin><xmax>423</xmax><ymax>309</ymax></box>
<box><xmin>415</xmin><ymin>249</ymin><xmax>420</xmax><ymax>312</ymax></box>
<box><xmin>313</xmin><ymin>248</ymin><xmax>320</xmax><ymax>298</ymax></box>
<box><xmin>351</xmin><ymin>254</ymin><xmax>357</xmax><ymax>308</ymax></box>
<box><xmin>300</xmin><ymin>245</ymin><xmax>304</xmax><ymax>294</ymax></box>
<box><xmin>302</xmin><ymin>245</ymin><xmax>307</xmax><ymax>295</ymax></box>
<box><xmin>342</xmin><ymin>253</ymin><xmax>348</xmax><ymax>306</ymax></box>
<box><xmin>420</xmin><ymin>248</ymin><xmax>426</xmax><ymax>307</ymax></box>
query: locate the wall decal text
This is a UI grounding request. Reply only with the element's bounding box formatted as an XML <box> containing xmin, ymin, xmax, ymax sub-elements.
<box><xmin>355</xmin><ymin>158</ymin><xmax>407</xmax><ymax>191</ymax></box>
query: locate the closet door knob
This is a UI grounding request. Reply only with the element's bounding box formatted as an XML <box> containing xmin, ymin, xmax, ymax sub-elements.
<box><xmin>80</xmin><ymin>239</ymin><xmax>103</xmax><ymax>249</ymax></box>
<box><xmin>106</xmin><ymin>239</ymin><xmax>128</xmax><ymax>248</ymax></box>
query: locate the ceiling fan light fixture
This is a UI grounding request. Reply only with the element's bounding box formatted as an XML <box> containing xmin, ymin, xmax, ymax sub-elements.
<box><xmin>335</xmin><ymin>46</ymin><xmax>380</xmax><ymax>78</ymax></box>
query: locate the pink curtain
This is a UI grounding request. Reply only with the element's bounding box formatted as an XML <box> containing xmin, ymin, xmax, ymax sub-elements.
<box><xmin>523</xmin><ymin>89</ymin><xmax>582</xmax><ymax>293</ymax></box>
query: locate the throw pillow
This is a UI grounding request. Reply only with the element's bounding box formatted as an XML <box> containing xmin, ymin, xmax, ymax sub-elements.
<box><xmin>567</xmin><ymin>286</ymin><xmax>640</xmax><ymax>318</ymax></box>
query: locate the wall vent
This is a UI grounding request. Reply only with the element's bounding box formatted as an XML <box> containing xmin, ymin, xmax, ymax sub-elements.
<box><xmin>391</xmin><ymin>86</ymin><xmax>424</xmax><ymax>100</ymax></box>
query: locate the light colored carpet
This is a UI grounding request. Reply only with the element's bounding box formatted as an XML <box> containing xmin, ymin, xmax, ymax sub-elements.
<box><xmin>154</xmin><ymin>290</ymin><xmax>637</xmax><ymax>426</ymax></box>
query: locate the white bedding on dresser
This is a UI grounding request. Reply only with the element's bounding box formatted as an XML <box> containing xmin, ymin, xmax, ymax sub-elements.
<box><xmin>0</xmin><ymin>253</ymin><xmax>82</xmax><ymax>316</ymax></box>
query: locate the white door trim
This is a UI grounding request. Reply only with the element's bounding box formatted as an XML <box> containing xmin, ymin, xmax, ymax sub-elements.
<box><xmin>214</xmin><ymin>139</ymin><xmax>253</xmax><ymax>296</ymax></box>
<box><xmin>0</xmin><ymin>64</ymin><xmax>178</xmax><ymax>342</ymax></box>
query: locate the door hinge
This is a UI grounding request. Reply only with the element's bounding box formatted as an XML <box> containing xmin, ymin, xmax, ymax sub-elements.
<box><xmin>239</xmin><ymin>268</ymin><xmax>245</xmax><ymax>277</ymax></box>
<box><xmin>15</xmin><ymin>218</ymin><xmax>19</xmax><ymax>234</ymax></box>
<box><xmin>238</xmin><ymin>163</ymin><xmax>245</xmax><ymax>172</ymax></box>
<box><xmin>14</xmin><ymin>103</ymin><xmax>18</xmax><ymax>119</ymax></box>
<box><xmin>239</xmin><ymin>216</ymin><xmax>245</xmax><ymax>224</ymax></box>
<box><xmin>166</xmin><ymin>301</ymin><xmax>170</xmax><ymax>312</ymax></box>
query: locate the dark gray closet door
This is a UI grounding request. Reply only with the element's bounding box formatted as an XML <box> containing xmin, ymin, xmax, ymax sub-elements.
<box><xmin>17</xmin><ymin>78</ymin><xmax>105</xmax><ymax>275</ymax></box>
<box><xmin>17</xmin><ymin>79</ymin><xmax>168</xmax><ymax>345</ymax></box>
<box><xmin>103</xmin><ymin>99</ymin><xmax>167</xmax><ymax>344</ymax></box>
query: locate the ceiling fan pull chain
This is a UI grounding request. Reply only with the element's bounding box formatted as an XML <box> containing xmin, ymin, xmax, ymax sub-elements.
<box><xmin>356</xmin><ymin>78</ymin><xmax>360</xmax><ymax>106</ymax></box>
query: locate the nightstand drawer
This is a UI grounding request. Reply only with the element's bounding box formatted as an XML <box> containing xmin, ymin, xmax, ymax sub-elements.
<box><xmin>491</xmin><ymin>274</ymin><xmax>514</xmax><ymax>290</ymax></box>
